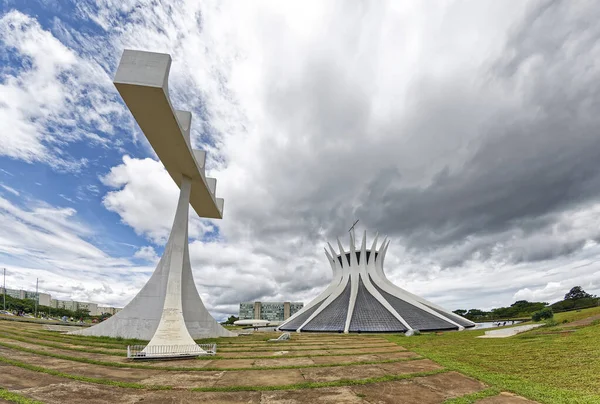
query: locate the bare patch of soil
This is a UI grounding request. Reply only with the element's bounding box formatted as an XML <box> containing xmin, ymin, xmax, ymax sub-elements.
<box><xmin>351</xmin><ymin>379</ymin><xmax>447</xmax><ymax>404</ymax></box>
<box><xmin>0</xmin><ymin>346</ymin><xmax>163</xmax><ymax>382</ymax></box>
<box><xmin>0</xmin><ymin>336</ymin><xmax>127</xmax><ymax>363</ymax></box>
<box><xmin>261</xmin><ymin>386</ymin><xmax>366</xmax><ymax>403</ymax></box>
<box><xmin>205</xmin><ymin>359</ymin><xmax>256</xmax><ymax>369</ymax></box>
<box><xmin>302</xmin><ymin>364</ymin><xmax>388</xmax><ymax>383</ymax></box>
<box><xmin>412</xmin><ymin>371</ymin><xmax>485</xmax><ymax>397</ymax></box>
<box><xmin>215</xmin><ymin>369</ymin><xmax>305</xmax><ymax>387</ymax></box>
<box><xmin>139</xmin><ymin>370</ymin><xmax>224</xmax><ymax>388</ymax></box>
<box><xmin>21</xmin><ymin>382</ymin><xmax>145</xmax><ymax>404</ymax></box>
<box><xmin>329</xmin><ymin>347</ymin><xmax>403</xmax><ymax>355</ymax></box>
<box><xmin>21</xmin><ymin>381</ymin><xmax>262</xmax><ymax>404</ymax></box>
<box><xmin>476</xmin><ymin>392</ymin><xmax>539</xmax><ymax>403</ymax></box>
<box><xmin>0</xmin><ymin>363</ymin><xmax>66</xmax><ymax>390</ymax></box>
<box><xmin>310</xmin><ymin>354</ymin><xmax>381</xmax><ymax>364</ymax></box>
<box><xmin>376</xmin><ymin>359</ymin><xmax>443</xmax><ymax>374</ymax></box>
<box><xmin>218</xmin><ymin>349</ymin><xmax>331</xmax><ymax>358</ymax></box>
<box><xmin>310</xmin><ymin>351</ymin><xmax>417</xmax><ymax>365</ymax></box>
<box><xmin>135</xmin><ymin>391</ymin><xmax>262</xmax><ymax>404</ymax></box>
<box><xmin>252</xmin><ymin>357</ymin><xmax>315</xmax><ymax>367</ymax></box>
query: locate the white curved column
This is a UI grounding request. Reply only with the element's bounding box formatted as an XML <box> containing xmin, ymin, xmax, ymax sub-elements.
<box><xmin>370</xmin><ymin>240</ymin><xmax>465</xmax><ymax>329</ymax></box>
<box><xmin>145</xmin><ymin>176</ymin><xmax>198</xmax><ymax>349</ymax></box>
<box><xmin>357</xmin><ymin>232</ymin><xmax>413</xmax><ymax>331</ymax></box>
<box><xmin>373</xmin><ymin>239</ymin><xmax>473</xmax><ymax>326</ymax></box>
<box><xmin>296</xmin><ymin>239</ymin><xmax>350</xmax><ymax>332</ymax></box>
<box><xmin>343</xmin><ymin>234</ymin><xmax>360</xmax><ymax>333</ymax></box>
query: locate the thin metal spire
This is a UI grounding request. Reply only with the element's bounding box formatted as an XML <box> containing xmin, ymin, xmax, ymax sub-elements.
<box><xmin>348</xmin><ymin>219</ymin><xmax>359</xmax><ymax>246</ymax></box>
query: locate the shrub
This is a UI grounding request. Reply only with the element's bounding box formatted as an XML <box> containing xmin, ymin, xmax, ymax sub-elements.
<box><xmin>532</xmin><ymin>307</ymin><xmax>554</xmax><ymax>322</ymax></box>
<box><xmin>544</xmin><ymin>318</ymin><xmax>558</xmax><ymax>327</ymax></box>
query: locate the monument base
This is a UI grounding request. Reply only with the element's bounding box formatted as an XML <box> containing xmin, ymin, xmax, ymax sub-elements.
<box><xmin>71</xmin><ymin>177</ymin><xmax>235</xmax><ymax>341</ymax></box>
<box><xmin>127</xmin><ymin>343</ymin><xmax>217</xmax><ymax>360</ymax></box>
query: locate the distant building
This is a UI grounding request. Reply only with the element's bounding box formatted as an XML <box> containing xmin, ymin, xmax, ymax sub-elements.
<box><xmin>0</xmin><ymin>286</ymin><xmax>121</xmax><ymax>316</ymax></box>
<box><xmin>0</xmin><ymin>287</ymin><xmax>51</xmax><ymax>307</ymax></box>
<box><xmin>239</xmin><ymin>302</ymin><xmax>254</xmax><ymax>319</ymax></box>
<box><xmin>239</xmin><ymin>301</ymin><xmax>304</xmax><ymax>322</ymax></box>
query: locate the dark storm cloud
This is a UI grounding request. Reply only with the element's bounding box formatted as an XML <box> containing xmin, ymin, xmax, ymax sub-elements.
<box><xmin>351</xmin><ymin>0</ymin><xmax>600</xmax><ymax>265</ymax></box>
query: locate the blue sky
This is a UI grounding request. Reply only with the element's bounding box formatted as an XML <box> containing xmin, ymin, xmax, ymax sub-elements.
<box><xmin>1</xmin><ymin>0</ymin><xmax>600</xmax><ymax>321</ymax></box>
<box><xmin>0</xmin><ymin>5</ymin><xmax>151</xmax><ymax>255</ymax></box>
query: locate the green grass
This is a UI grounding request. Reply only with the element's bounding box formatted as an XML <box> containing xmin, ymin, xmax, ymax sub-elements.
<box><xmin>1</xmin><ymin>328</ymin><xmax>392</xmax><ymax>353</ymax></box>
<box><xmin>387</xmin><ymin>318</ymin><xmax>600</xmax><ymax>404</ymax></box>
<box><xmin>553</xmin><ymin>306</ymin><xmax>600</xmax><ymax>324</ymax></box>
<box><xmin>217</xmin><ymin>344</ymin><xmax>394</xmax><ymax>352</ymax></box>
<box><xmin>442</xmin><ymin>388</ymin><xmax>500</xmax><ymax>403</ymax></box>
<box><xmin>0</xmin><ymin>330</ymin><xmax>408</xmax><ymax>360</ymax></box>
<box><xmin>0</xmin><ymin>388</ymin><xmax>45</xmax><ymax>404</ymax></box>
<box><xmin>0</xmin><ymin>330</ymin><xmax>129</xmax><ymax>350</ymax></box>
<box><xmin>0</xmin><ymin>356</ymin><xmax>171</xmax><ymax>390</ymax></box>
<box><xmin>0</xmin><ymin>326</ymin><xmax>146</xmax><ymax>347</ymax></box>
<box><xmin>0</xmin><ymin>333</ymin><xmax>125</xmax><ymax>355</ymax></box>
<box><xmin>0</xmin><ymin>340</ymin><xmax>421</xmax><ymax>371</ymax></box>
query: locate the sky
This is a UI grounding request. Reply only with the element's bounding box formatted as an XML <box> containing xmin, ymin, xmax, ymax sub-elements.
<box><xmin>1</xmin><ymin>0</ymin><xmax>600</xmax><ymax>321</ymax></box>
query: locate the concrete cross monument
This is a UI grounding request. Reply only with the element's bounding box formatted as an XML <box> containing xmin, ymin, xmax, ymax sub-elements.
<box><xmin>71</xmin><ymin>50</ymin><xmax>235</xmax><ymax>357</ymax></box>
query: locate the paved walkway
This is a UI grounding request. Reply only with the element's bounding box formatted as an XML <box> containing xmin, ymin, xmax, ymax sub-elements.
<box><xmin>477</xmin><ymin>324</ymin><xmax>543</xmax><ymax>338</ymax></box>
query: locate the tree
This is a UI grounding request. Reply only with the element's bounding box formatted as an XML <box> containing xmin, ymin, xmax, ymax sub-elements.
<box><xmin>453</xmin><ymin>309</ymin><xmax>467</xmax><ymax>317</ymax></box>
<box><xmin>466</xmin><ymin>309</ymin><xmax>489</xmax><ymax>318</ymax></box>
<box><xmin>564</xmin><ymin>286</ymin><xmax>594</xmax><ymax>300</ymax></box>
<box><xmin>532</xmin><ymin>307</ymin><xmax>553</xmax><ymax>322</ymax></box>
<box><xmin>73</xmin><ymin>308</ymin><xmax>90</xmax><ymax>319</ymax></box>
<box><xmin>99</xmin><ymin>312</ymin><xmax>113</xmax><ymax>321</ymax></box>
<box><xmin>223</xmin><ymin>315</ymin><xmax>239</xmax><ymax>325</ymax></box>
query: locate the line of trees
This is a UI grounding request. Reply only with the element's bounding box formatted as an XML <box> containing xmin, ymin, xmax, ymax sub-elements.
<box><xmin>453</xmin><ymin>286</ymin><xmax>599</xmax><ymax>321</ymax></box>
<box><xmin>1</xmin><ymin>295</ymin><xmax>91</xmax><ymax>320</ymax></box>
<box><xmin>221</xmin><ymin>315</ymin><xmax>239</xmax><ymax>325</ymax></box>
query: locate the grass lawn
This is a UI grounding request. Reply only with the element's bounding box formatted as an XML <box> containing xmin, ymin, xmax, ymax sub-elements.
<box><xmin>554</xmin><ymin>305</ymin><xmax>600</xmax><ymax>323</ymax></box>
<box><xmin>387</xmin><ymin>306</ymin><xmax>600</xmax><ymax>404</ymax></box>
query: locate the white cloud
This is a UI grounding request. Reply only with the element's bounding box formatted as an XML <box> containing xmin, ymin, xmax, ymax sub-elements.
<box><xmin>513</xmin><ymin>282</ymin><xmax>565</xmax><ymax>303</ymax></box>
<box><xmin>1</xmin><ymin>184</ymin><xmax>19</xmax><ymax>196</ymax></box>
<box><xmin>0</xmin><ymin>193</ymin><xmax>160</xmax><ymax>306</ymax></box>
<box><xmin>0</xmin><ymin>10</ymin><xmax>126</xmax><ymax>170</ymax></box>
<box><xmin>100</xmin><ymin>155</ymin><xmax>216</xmax><ymax>244</ymax></box>
<box><xmin>133</xmin><ymin>246</ymin><xmax>159</xmax><ymax>263</ymax></box>
<box><xmin>0</xmin><ymin>196</ymin><xmax>111</xmax><ymax>267</ymax></box>
<box><xmin>83</xmin><ymin>1</ymin><xmax>600</xmax><ymax>315</ymax></box>
<box><xmin>3</xmin><ymin>1</ymin><xmax>600</xmax><ymax>321</ymax></box>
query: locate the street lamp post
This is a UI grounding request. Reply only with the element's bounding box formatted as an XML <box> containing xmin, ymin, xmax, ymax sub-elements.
<box><xmin>3</xmin><ymin>268</ymin><xmax>6</xmax><ymax>311</ymax></box>
<box><xmin>34</xmin><ymin>278</ymin><xmax>39</xmax><ymax>318</ymax></box>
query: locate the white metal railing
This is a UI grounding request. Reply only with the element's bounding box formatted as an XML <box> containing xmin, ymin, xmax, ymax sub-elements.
<box><xmin>127</xmin><ymin>343</ymin><xmax>217</xmax><ymax>359</ymax></box>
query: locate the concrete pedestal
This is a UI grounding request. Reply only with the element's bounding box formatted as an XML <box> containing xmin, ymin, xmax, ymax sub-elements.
<box><xmin>71</xmin><ymin>177</ymin><xmax>234</xmax><ymax>341</ymax></box>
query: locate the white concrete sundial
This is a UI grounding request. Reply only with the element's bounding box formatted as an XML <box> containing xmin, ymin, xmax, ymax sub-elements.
<box><xmin>71</xmin><ymin>50</ymin><xmax>235</xmax><ymax>357</ymax></box>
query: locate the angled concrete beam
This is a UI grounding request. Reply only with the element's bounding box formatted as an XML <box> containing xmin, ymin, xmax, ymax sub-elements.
<box><xmin>113</xmin><ymin>49</ymin><xmax>223</xmax><ymax>219</ymax></box>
